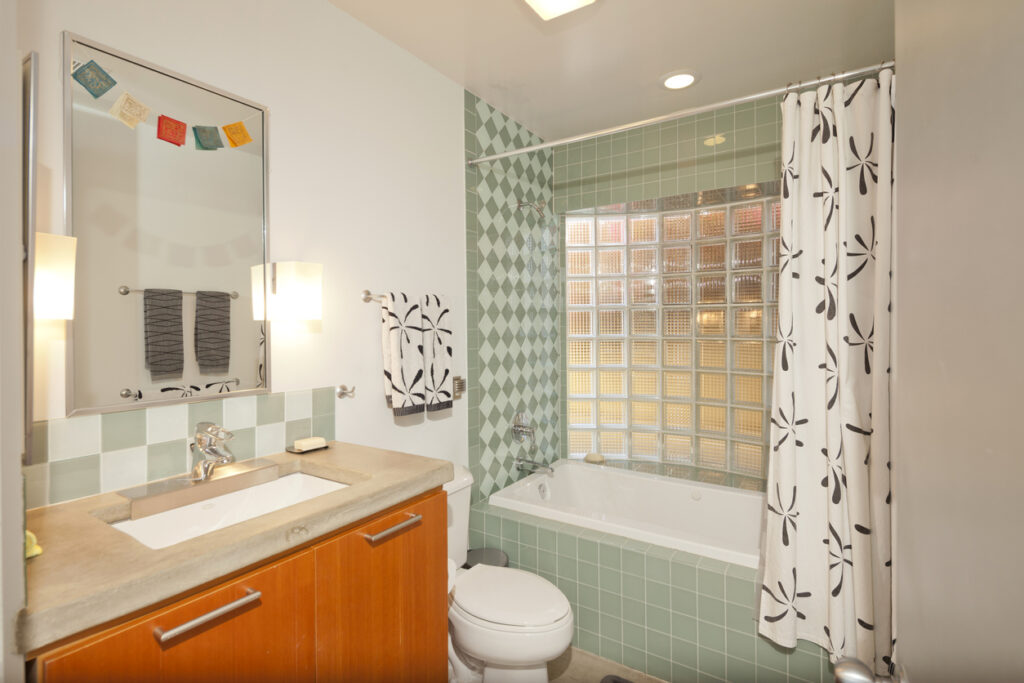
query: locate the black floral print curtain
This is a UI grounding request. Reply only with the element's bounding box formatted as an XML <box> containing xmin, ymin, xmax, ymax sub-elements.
<box><xmin>759</xmin><ymin>69</ymin><xmax>895</xmax><ymax>677</ymax></box>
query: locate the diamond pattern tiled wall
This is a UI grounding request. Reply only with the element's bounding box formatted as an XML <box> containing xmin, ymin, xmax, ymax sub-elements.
<box><xmin>465</xmin><ymin>91</ymin><xmax>560</xmax><ymax>502</ymax></box>
<box><xmin>23</xmin><ymin>387</ymin><xmax>336</xmax><ymax>508</ymax></box>
<box><xmin>552</xmin><ymin>97</ymin><xmax>783</xmax><ymax>214</ymax></box>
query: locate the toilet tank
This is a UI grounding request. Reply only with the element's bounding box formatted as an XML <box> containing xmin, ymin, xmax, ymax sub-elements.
<box><xmin>443</xmin><ymin>464</ymin><xmax>474</xmax><ymax>566</ymax></box>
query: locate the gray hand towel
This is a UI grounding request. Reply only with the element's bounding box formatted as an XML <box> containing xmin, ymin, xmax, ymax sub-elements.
<box><xmin>144</xmin><ymin>288</ymin><xmax>184</xmax><ymax>379</ymax></box>
<box><xmin>194</xmin><ymin>291</ymin><xmax>231</xmax><ymax>374</ymax></box>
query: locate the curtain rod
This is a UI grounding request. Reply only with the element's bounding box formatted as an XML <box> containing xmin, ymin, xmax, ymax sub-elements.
<box><xmin>467</xmin><ymin>60</ymin><xmax>895</xmax><ymax>167</ymax></box>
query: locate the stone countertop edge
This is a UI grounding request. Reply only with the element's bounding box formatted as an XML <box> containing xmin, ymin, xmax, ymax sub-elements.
<box><xmin>20</xmin><ymin>441</ymin><xmax>454</xmax><ymax>654</ymax></box>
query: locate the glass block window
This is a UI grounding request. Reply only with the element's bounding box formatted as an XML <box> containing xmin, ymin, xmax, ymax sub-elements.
<box><xmin>565</xmin><ymin>195</ymin><xmax>780</xmax><ymax>489</ymax></box>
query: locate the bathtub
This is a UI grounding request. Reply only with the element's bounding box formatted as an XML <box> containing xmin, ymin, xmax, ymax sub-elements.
<box><xmin>488</xmin><ymin>459</ymin><xmax>764</xmax><ymax>568</ymax></box>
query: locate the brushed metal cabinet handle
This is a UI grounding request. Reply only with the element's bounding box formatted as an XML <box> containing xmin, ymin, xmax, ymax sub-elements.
<box><xmin>154</xmin><ymin>588</ymin><xmax>261</xmax><ymax>643</ymax></box>
<box><xmin>361</xmin><ymin>513</ymin><xmax>422</xmax><ymax>544</ymax></box>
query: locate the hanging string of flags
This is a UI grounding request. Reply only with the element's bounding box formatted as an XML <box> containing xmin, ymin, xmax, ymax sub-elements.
<box><xmin>72</xmin><ymin>58</ymin><xmax>255</xmax><ymax>150</ymax></box>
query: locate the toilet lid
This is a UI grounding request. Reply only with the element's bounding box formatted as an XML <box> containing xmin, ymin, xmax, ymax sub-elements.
<box><xmin>452</xmin><ymin>565</ymin><xmax>570</xmax><ymax>627</ymax></box>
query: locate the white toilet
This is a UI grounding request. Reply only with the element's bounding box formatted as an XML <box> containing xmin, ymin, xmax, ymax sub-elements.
<box><xmin>444</xmin><ymin>465</ymin><xmax>573</xmax><ymax>683</ymax></box>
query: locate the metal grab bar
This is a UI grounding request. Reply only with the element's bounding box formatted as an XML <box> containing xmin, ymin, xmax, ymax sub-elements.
<box><xmin>153</xmin><ymin>589</ymin><xmax>261</xmax><ymax>643</ymax></box>
<box><xmin>361</xmin><ymin>513</ymin><xmax>422</xmax><ymax>544</ymax></box>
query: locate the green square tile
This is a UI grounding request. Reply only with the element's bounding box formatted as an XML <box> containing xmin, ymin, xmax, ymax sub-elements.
<box><xmin>579</xmin><ymin>561</ymin><xmax>599</xmax><ymax>587</ymax></box>
<box><xmin>728</xmin><ymin>656</ymin><xmax>756</xmax><ymax>682</ymax></box>
<box><xmin>646</xmin><ymin>555</ymin><xmax>671</xmax><ymax>583</ymax></box>
<box><xmin>311</xmin><ymin>414</ymin><xmax>335</xmax><ymax>442</ymax></box>
<box><xmin>599</xmin><ymin>590</ymin><xmax>621</xmax><ymax>618</ymax></box>
<box><xmin>519</xmin><ymin>544</ymin><xmax>538</xmax><ymax>570</ymax></box>
<box><xmin>727</xmin><ymin>564</ymin><xmax>758</xmax><ymax>580</ymax></box>
<box><xmin>519</xmin><ymin>523</ymin><xmax>537</xmax><ymax>547</ymax></box>
<box><xmin>599</xmin><ymin>567</ymin><xmax>621</xmax><ymax>593</ymax></box>
<box><xmin>49</xmin><ymin>455</ymin><xmax>100</xmax><ymax>504</ymax></box>
<box><xmin>622</xmin><ymin>548</ymin><xmax>644</xmax><ymax>576</ymax></box>
<box><xmin>648</xmin><ymin>654</ymin><xmax>672</xmax><ymax>680</ymax></box>
<box><xmin>557</xmin><ymin>555</ymin><xmax>577</xmax><ymax>581</ymax></box>
<box><xmin>789</xmin><ymin>650</ymin><xmax>823</xmax><ymax>682</ymax></box>
<box><xmin>673</xmin><ymin>550</ymin><xmax>701</xmax><ymax>566</ymax></box>
<box><xmin>646</xmin><ymin>579</ymin><xmax>670</xmax><ymax>606</ymax></box>
<box><xmin>622</xmin><ymin>646</ymin><xmax>646</xmax><ymax>672</ymax></box>
<box><xmin>673</xmin><ymin>663</ymin><xmax>699</xmax><ymax>682</ymax></box>
<box><xmin>672</xmin><ymin>612</ymin><xmax>699</xmax><ymax>642</ymax></box>
<box><xmin>312</xmin><ymin>387</ymin><xmax>335</xmax><ymax>416</ymax></box>
<box><xmin>700</xmin><ymin>622</ymin><xmax>726</xmax><ymax>652</ymax></box>
<box><xmin>230</xmin><ymin>427</ymin><xmax>255</xmax><ymax>460</ymax></box>
<box><xmin>622</xmin><ymin>597</ymin><xmax>646</xmax><ymax>625</ymax></box>
<box><xmin>285</xmin><ymin>418</ymin><xmax>311</xmax><ymax>446</ymax></box>
<box><xmin>622</xmin><ymin>573</ymin><xmax>645</xmax><ymax>601</ymax></box>
<box><xmin>725</xmin><ymin>601</ymin><xmax>756</xmax><ymax>634</ymax></box>
<box><xmin>578</xmin><ymin>584</ymin><xmax>600</xmax><ymax>610</ymax></box>
<box><xmin>599</xmin><ymin>543</ymin><xmax>621</xmax><ymax>570</ymax></box>
<box><xmin>647</xmin><ymin>627</ymin><xmax>672</xmax><ymax>658</ymax></box>
<box><xmin>556</xmin><ymin>577</ymin><xmax>578</xmax><ymax>605</ymax></box>
<box><xmin>469</xmin><ymin>529</ymin><xmax>485</xmax><ymax>548</ymax></box>
<box><xmin>757</xmin><ymin>666</ymin><xmax>789</xmax><ymax>682</ymax></box>
<box><xmin>647</xmin><ymin>604</ymin><xmax>671</xmax><ymax>634</ymax></box>
<box><xmin>726</xmin><ymin>576</ymin><xmax>756</xmax><ymax>605</ymax></box>
<box><xmin>257</xmin><ymin>393</ymin><xmax>284</xmax><ymax>425</ymax></box>
<box><xmin>101</xmin><ymin>410</ymin><xmax>146</xmax><ymax>452</ymax></box>
<box><xmin>699</xmin><ymin>647</ymin><xmax>726</xmax><ymax>679</ymax></box>
<box><xmin>672</xmin><ymin>636</ymin><xmax>699</xmax><ymax>668</ymax></box>
<box><xmin>538</xmin><ymin>550</ymin><xmax>557</xmax><ymax>575</ymax></box>
<box><xmin>699</xmin><ymin>595</ymin><xmax>725</xmax><ymax>625</ymax></box>
<box><xmin>756</xmin><ymin>635</ymin><xmax>792</xmax><ymax>672</ymax></box>
<box><xmin>578</xmin><ymin>606</ymin><xmax>599</xmax><ymax>633</ymax></box>
<box><xmin>557</xmin><ymin>530</ymin><xmax>578</xmax><ymax>557</ymax></box>
<box><xmin>188</xmin><ymin>401</ymin><xmax>223</xmax><ymax>431</ymax></box>
<box><xmin>599</xmin><ymin>637</ymin><xmax>623</xmax><ymax>664</ymax></box>
<box><xmin>501</xmin><ymin>518</ymin><xmax>519</xmax><ymax>542</ymax></box>
<box><xmin>147</xmin><ymin>439</ymin><xmax>187</xmax><ymax>480</ymax></box>
<box><xmin>599</xmin><ymin>614</ymin><xmax>622</xmax><ymax>641</ymax></box>
<box><xmin>726</xmin><ymin>629</ymin><xmax>755</xmax><ymax>662</ymax></box>
<box><xmin>578</xmin><ymin>629</ymin><xmax>600</xmax><ymax>656</ymax></box>
<box><xmin>484</xmin><ymin>512</ymin><xmax>501</xmax><ymax>535</ymax></box>
<box><xmin>673</xmin><ymin>587</ymin><xmax>698</xmax><ymax>615</ymax></box>
<box><xmin>699</xmin><ymin>568</ymin><xmax>725</xmax><ymax>598</ymax></box>
<box><xmin>578</xmin><ymin>537</ymin><xmax>599</xmax><ymax>563</ymax></box>
<box><xmin>538</xmin><ymin>527</ymin><xmax>557</xmax><ymax>552</ymax></box>
<box><xmin>672</xmin><ymin>561</ymin><xmax>698</xmax><ymax>589</ymax></box>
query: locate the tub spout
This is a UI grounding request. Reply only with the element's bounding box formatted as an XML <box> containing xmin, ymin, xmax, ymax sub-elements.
<box><xmin>515</xmin><ymin>454</ymin><xmax>554</xmax><ymax>475</ymax></box>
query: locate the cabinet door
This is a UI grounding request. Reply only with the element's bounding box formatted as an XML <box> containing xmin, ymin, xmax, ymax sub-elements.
<box><xmin>38</xmin><ymin>550</ymin><xmax>316</xmax><ymax>683</ymax></box>
<box><xmin>315</xmin><ymin>490</ymin><xmax>447</xmax><ymax>683</ymax></box>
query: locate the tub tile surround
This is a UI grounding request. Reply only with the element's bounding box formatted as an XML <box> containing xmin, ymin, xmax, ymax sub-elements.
<box><xmin>24</xmin><ymin>387</ymin><xmax>336</xmax><ymax>507</ymax></box>
<box><xmin>471</xmin><ymin>502</ymin><xmax>833</xmax><ymax>683</ymax></box>
<box><xmin>551</xmin><ymin>97</ymin><xmax>783</xmax><ymax>214</ymax></box>
<box><xmin>465</xmin><ymin>90</ymin><xmax>561</xmax><ymax>503</ymax></box>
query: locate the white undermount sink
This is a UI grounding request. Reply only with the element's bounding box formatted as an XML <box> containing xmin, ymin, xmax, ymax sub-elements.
<box><xmin>111</xmin><ymin>473</ymin><xmax>348</xmax><ymax>550</ymax></box>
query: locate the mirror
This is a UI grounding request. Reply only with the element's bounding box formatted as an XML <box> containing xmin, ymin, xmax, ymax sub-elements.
<box><xmin>60</xmin><ymin>33</ymin><xmax>269</xmax><ymax>415</ymax></box>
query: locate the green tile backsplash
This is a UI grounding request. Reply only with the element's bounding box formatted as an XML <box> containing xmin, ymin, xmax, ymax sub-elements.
<box><xmin>24</xmin><ymin>387</ymin><xmax>336</xmax><ymax>508</ymax></box>
<box><xmin>472</xmin><ymin>502</ymin><xmax>832</xmax><ymax>683</ymax></box>
<box><xmin>465</xmin><ymin>90</ymin><xmax>561</xmax><ymax>502</ymax></box>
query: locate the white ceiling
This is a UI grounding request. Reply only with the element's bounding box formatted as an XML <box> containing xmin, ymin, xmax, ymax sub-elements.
<box><xmin>330</xmin><ymin>0</ymin><xmax>895</xmax><ymax>142</ymax></box>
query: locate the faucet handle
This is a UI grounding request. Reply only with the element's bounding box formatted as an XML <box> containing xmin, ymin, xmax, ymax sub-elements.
<box><xmin>196</xmin><ymin>422</ymin><xmax>233</xmax><ymax>442</ymax></box>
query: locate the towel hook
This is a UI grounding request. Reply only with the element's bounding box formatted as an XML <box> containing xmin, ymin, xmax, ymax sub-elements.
<box><xmin>337</xmin><ymin>385</ymin><xmax>356</xmax><ymax>399</ymax></box>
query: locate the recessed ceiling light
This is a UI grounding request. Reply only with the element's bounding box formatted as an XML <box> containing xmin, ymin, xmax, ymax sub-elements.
<box><xmin>663</xmin><ymin>72</ymin><xmax>697</xmax><ymax>90</ymax></box>
<box><xmin>524</xmin><ymin>0</ymin><xmax>596</xmax><ymax>21</ymax></box>
<box><xmin>703</xmin><ymin>134</ymin><xmax>726</xmax><ymax>147</ymax></box>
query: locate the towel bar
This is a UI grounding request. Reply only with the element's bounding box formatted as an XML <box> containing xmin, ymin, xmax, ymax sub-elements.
<box><xmin>119</xmin><ymin>286</ymin><xmax>239</xmax><ymax>299</ymax></box>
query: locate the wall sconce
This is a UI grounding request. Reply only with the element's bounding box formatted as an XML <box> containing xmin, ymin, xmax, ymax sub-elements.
<box><xmin>250</xmin><ymin>262</ymin><xmax>323</xmax><ymax>321</ymax></box>
<box><xmin>33</xmin><ymin>232</ymin><xmax>78</xmax><ymax>320</ymax></box>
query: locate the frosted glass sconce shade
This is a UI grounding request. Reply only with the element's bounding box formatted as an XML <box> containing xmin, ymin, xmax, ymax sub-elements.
<box><xmin>524</xmin><ymin>0</ymin><xmax>595</xmax><ymax>20</ymax></box>
<box><xmin>34</xmin><ymin>232</ymin><xmax>78</xmax><ymax>320</ymax></box>
<box><xmin>251</xmin><ymin>262</ymin><xmax>323</xmax><ymax>321</ymax></box>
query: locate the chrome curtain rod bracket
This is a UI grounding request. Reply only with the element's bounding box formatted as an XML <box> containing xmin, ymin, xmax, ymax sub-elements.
<box><xmin>362</xmin><ymin>290</ymin><xmax>387</xmax><ymax>304</ymax></box>
<box><xmin>119</xmin><ymin>286</ymin><xmax>239</xmax><ymax>299</ymax></box>
<box><xmin>467</xmin><ymin>60</ymin><xmax>895</xmax><ymax>167</ymax></box>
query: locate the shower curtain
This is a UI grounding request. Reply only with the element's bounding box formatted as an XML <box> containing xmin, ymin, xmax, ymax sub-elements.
<box><xmin>759</xmin><ymin>69</ymin><xmax>895</xmax><ymax>676</ymax></box>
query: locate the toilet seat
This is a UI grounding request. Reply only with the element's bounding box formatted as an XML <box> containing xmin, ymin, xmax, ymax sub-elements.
<box><xmin>451</xmin><ymin>565</ymin><xmax>570</xmax><ymax>628</ymax></box>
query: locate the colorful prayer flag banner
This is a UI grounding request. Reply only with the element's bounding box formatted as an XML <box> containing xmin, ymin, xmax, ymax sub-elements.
<box><xmin>193</xmin><ymin>125</ymin><xmax>224</xmax><ymax>150</ymax></box>
<box><xmin>108</xmin><ymin>92</ymin><xmax>151</xmax><ymax>129</ymax></box>
<box><xmin>222</xmin><ymin>121</ymin><xmax>253</xmax><ymax>148</ymax></box>
<box><xmin>157</xmin><ymin>115</ymin><xmax>187</xmax><ymax>146</ymax></box>
<box><xmin>72</xmin><ymin>60</ymin><xmax>117</xmax><ymax>99</ymax></box>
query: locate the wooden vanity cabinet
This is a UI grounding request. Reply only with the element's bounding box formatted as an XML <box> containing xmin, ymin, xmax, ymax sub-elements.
<box><xmin>32</xmin><ymin>489</ymin><xmax>447</xmax><ymax>683</ymax></box>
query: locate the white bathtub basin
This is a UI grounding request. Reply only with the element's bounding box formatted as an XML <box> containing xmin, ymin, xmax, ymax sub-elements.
<box><xmin>111</xmin><ymin>473</ymin><xmax>347</xmax><ymax>549</ymax></box>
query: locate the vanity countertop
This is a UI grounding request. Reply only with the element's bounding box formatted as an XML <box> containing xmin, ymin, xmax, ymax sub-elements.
<box><xmin>20</xmin><ymin>441</ymin><xmax>454</xmax><ymax>654</ymax></box>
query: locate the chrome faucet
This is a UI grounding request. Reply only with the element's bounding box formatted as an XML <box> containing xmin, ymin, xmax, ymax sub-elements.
<box><xmin>515</xmin><ymin>454</ymin><xmax>554</xmax><ymax>475</ymax></box>
<box><xmin>189</xmin><ymin>422</ymin><xmax>235</xmax><ymax>481</ymax></box>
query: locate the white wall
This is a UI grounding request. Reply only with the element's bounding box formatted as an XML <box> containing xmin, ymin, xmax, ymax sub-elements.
<box><xmin>19</xmin><ymin>0</ymin><xmax>469</xmax><ymax>467</ymax></box>
<box><xmin>2</xmin><ymin>0</ymin><xmax>26</xmax><ymax>674</ymax></box>
<box><xmin>893</xmin><ymin>1</ymin><xmax>1024</xmax><ymax>680</ymax></box>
